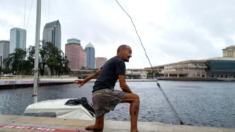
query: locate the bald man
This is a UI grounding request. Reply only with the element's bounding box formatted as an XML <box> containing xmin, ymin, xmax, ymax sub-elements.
<box><xmin>75</xmin><ymin>45</ymin><xmax>139</xmax><ymax>132</ymax></box>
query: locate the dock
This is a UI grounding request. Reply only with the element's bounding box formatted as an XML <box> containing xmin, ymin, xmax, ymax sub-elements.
<box><xmin>0</xmin><ymin>115</ymin><xmax>234</xmax><ymax>132</ymax></box>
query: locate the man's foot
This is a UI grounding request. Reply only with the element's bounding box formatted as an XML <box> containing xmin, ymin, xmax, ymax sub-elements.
<box><xmin>85</xmin><ymin>125</ymin><xmax>103</xmax><ymax>131</ymax></box>
<box><xmin>131</xmin><ymin>129</ymin><xmax>139</xmax><ymax>132</ymax></box>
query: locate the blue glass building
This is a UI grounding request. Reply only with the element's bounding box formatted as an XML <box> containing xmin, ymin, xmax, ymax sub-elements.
<box><xmin>206</xmin><ymin>60</ymin><xmax>235</xmax><ymax>78</ymax></box>
<box><xmin>85</xmin><ymin>43</ymin><xmax>95</xmax><ymax>69</ymax></box>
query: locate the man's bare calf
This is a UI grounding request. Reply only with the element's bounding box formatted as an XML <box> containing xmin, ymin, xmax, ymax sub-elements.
<box><xmin>121</xmin><ymin>93</ymin><xmax>140</xmax><ymax>132</ymax></box>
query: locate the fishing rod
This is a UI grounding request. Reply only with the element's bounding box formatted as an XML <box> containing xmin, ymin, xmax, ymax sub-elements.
<box><xmin>115</xmin><ymin>0</ymin><xmax>184</xmax><ymax>125</ymax></box>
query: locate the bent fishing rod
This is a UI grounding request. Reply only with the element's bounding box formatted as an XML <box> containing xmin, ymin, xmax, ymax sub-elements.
<box><xmin>115</xmin><ymin>0</ymin><xmax>184</xmax><ymax>125</ymax></box>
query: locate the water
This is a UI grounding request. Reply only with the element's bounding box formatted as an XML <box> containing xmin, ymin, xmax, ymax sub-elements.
<box><xmin>0</xmin><ymin>81</ymin><xmax>234</xmax><ymax>128</ymax></box>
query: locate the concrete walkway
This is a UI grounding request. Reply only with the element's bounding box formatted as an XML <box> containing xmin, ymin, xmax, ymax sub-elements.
<box><xmin>0</xmin><ymin>115</ymin><xmax>234</xmax><ymax>132</ymax></box>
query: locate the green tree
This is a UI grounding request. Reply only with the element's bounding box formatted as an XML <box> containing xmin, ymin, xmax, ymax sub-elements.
<box><xmin>46</xmin><ymin>57</ymin><xmax>58</xmax><ymax>75</ymax></box>
<box><xmin>3</xmin><ymin>48</ymin><xmax>33</xmax><ymax>75</ymax></box>
<box><xmin>1</xmin><ymin>68</ymin><xmax>11</xmax><ymax>74</ymax></box>
<box><xmin>27</xmin><ymin>42</ymin><xmax>70</xmax><ymax>76</ymax></box>
<box><xmin>81</xmin><ymin>66</ymin><xmax>90</xmax><ymax>70</ymax></box>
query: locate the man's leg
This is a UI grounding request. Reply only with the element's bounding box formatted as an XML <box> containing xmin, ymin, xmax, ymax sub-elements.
<box><xmin>121</xmin><ymin>93</ymin><xmax>140</xmax><ymax>132</ymax></box>
<box><xmin>85</xmin><ymin>116</ymin><xmax>104</xmax><ymax>131</ymax></box>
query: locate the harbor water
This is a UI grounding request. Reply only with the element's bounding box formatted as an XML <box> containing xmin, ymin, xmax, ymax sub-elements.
<box><xmin>0</xmin><ymin>81</ymin><xmax>234</xmax><ymax>128</ymax></box>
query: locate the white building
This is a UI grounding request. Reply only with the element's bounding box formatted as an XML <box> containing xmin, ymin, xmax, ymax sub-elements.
<box><xmin>0</xmin><ymin>40</ymin><xmax>10</xmax><ymax>68</ymax></box>
<box><xmin>10</xmin><ymin>28</ymin><xmax>26</xmax><ymax>54</ymax></box>
<box><xmin>43</xmin><ymin>20</ymin><xmax>61</xmax><ymax>50</ymax></box>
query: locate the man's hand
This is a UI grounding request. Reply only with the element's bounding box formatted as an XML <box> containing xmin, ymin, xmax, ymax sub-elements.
<box><xmin>74</xmin><ymin>69</ymin><xmax>101</xmax><ymax>88</ymax></box>
<box><xmin>75</xmin><ymin>80</ymin><xmax>85</xmax><ymax>88</ymax></box>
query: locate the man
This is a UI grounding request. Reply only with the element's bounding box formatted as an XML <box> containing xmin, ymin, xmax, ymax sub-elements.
<box><xmin>75</xmin><ymin>45</ymin><xmax>139</xmax><ymax>132</ymax></box>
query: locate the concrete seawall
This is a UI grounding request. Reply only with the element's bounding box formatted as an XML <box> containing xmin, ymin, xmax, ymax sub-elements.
<box><xmin>161</xmin><ymin>78</ymin><xmax>218</xmax><ymax>81</ymax></box>
<box><xmin>0</xmin><ymin>77</ymin><xmax>157</xmax><ymax>89</ymax></box>
<box><xmin>0</xmin><ymin>75</ymin><xmax>234</xmax><ymax>89</ymax></box>
<box><xmin>160</xmin><ymin>77</ymin><xmax>235</xmax><ymax>81</ymax></box>
<box><xmin>0</xmin><ymin>115</ymin><xmax>234</xmax><ymax>132</ymax></box>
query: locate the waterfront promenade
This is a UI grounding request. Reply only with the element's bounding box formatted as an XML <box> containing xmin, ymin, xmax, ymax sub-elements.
<box><xmin>0</xmin><ymin>115</ymin><xmax>234</xmax><ymax>132</ymax></box>
<box><xmin>0</xmin><ymin>75</ymin><xmax>234</xmax><ymax>88</ymax></box>
<box><xmin>0</xmin><ymin>75</ymin><xmax>157</xmax><ymax>88</ymax></box>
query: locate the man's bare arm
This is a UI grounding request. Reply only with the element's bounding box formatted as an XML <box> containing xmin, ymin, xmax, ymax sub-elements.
<box><xmin>83</xmin><ymin>69</ymin><xmax>101</xmax><ymax>83</ymax></box>
<box><xmin>75</xmin><ymin>69</ymin><xmax>101</xmax><ymax>87</ymax></box>
<box><xmin>118</xmin><ymin>75</ymin><xmax>132</xmax><ymax>93</ymax></box>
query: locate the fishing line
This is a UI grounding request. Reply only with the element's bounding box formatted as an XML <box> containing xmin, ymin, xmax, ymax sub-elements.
<box><xmin>115</xmin><ymin>0</ymin><xmax>184</xmax><ymax>125</ymax></box>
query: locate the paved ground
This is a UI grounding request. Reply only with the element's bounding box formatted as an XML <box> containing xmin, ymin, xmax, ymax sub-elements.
<box><xmin>0</xmin><ymin>115</ymin><xmax>234</xmax><ymax>132</ymax></box>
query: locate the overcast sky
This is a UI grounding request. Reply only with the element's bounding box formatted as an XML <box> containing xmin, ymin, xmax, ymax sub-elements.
<box><xmin>1</xmin><ymin>0</ymin><xmax>235</xmax><ymax>68</ymax></box>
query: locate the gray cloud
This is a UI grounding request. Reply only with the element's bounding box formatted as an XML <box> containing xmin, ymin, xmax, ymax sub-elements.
<box><xmin>0</xmin><ymin>0</ymin><xmax>234</xmax><ymax>68</ymax></box>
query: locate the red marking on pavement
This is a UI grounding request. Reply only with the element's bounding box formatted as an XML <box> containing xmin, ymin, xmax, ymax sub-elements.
<box><xmin>0</xmin><ymin>125</ymin><xmax>87</xmax><ymax>132</ymax></box>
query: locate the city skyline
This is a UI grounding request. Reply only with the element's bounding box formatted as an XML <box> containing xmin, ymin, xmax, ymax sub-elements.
<box><xmin>1</xmin><ymin>0</ymin><xmax>235</xmax><ymax>68</ymax></box>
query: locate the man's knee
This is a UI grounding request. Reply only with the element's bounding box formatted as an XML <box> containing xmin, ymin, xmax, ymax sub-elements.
<box><xmin>133</xmin><ymin>94</ymin><xmax>140</xmax><ymax>103</ymax></box>
<box><xmin>121</xmin><ymin>93</ymin><xmax>140</xmax><ymax>103</ymax></box>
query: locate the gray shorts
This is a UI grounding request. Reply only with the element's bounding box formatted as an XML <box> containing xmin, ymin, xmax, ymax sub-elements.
<box><xmin>92</xmin><ymin>88</ymin><xmax>127</xmax><ymax>119</ymax></box>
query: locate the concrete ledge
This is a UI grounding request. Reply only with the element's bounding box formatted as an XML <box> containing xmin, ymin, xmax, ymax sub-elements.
<box><xmin>0</xmin><ymin>115</ymin><xmax>234</xmax><ymax>132</ymax></box>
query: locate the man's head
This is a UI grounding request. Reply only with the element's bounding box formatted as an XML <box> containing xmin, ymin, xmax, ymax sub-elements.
<box><xmin>117</xmin><ymin>45</ymin><xmax>132</xmax><ymax>62</ymax></box>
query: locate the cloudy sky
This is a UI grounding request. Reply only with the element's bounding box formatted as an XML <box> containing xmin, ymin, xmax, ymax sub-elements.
<box><xmin>0</xmin><ymin>0</ymin><xmax>235</xmax><ymax>68</ymax></box>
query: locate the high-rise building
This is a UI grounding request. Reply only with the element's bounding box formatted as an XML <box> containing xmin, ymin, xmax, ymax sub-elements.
<box><xmin>0</xmin><ymin>40</ymin><xmax>10</xmax><ymax>68</ymax></box>
<box><xmin>10</xmin><ymin>28</ymin><xmax>26</xmax><ymax>54</ymax></box>
<box><xmin>85</xmin><ymin>43</ymin><xmax>95</xmax><ymax>69</ymax></box>
<box><xmin>95</xmin><ymin>57</ymin><xmax>107</xmax><ymax>69</ymax></box>
<box><xmin>223</xmin><ymin>45</ymin><xmax>235</xmax><ymax>57</ymax></box>
<box><xmin>65</xmin><ymin>39</ymin><xmax>86</xmax><ymax>70</ymax></box>
<box><xmin>43</xmin><ymin>20</ymin><xmax>61</xmax><ymax>50</ymax></box>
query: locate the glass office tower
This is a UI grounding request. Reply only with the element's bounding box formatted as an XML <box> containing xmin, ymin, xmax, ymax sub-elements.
<box><xmin>85</xmin><ymin>43</ymin><xmax>95</xmax><ymax>69</ymax></box>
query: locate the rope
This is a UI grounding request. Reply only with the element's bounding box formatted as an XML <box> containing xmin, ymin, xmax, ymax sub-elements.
<box><xmin>26</xmin><ymin>0</ymin><xmax>34</xmax><ymax>29</ymax></box>
<box><xmin>115</xmin><ymin>0</ymin><xmax>154</xmax><ymax>71</ymax></box>
<box><xmin>115</xmin><ymin>0</ymin><xmax>184</xmax><ymax>125</ymax></box>
<box><xmin>48</xmin><ymin>0</ymin><xmax>50</xmax><ymax>22</ymax></box>
<box><xmin>24</xmin><ymin>0</ymin><xmax>26</xmax><ymax>28</ymax></box>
